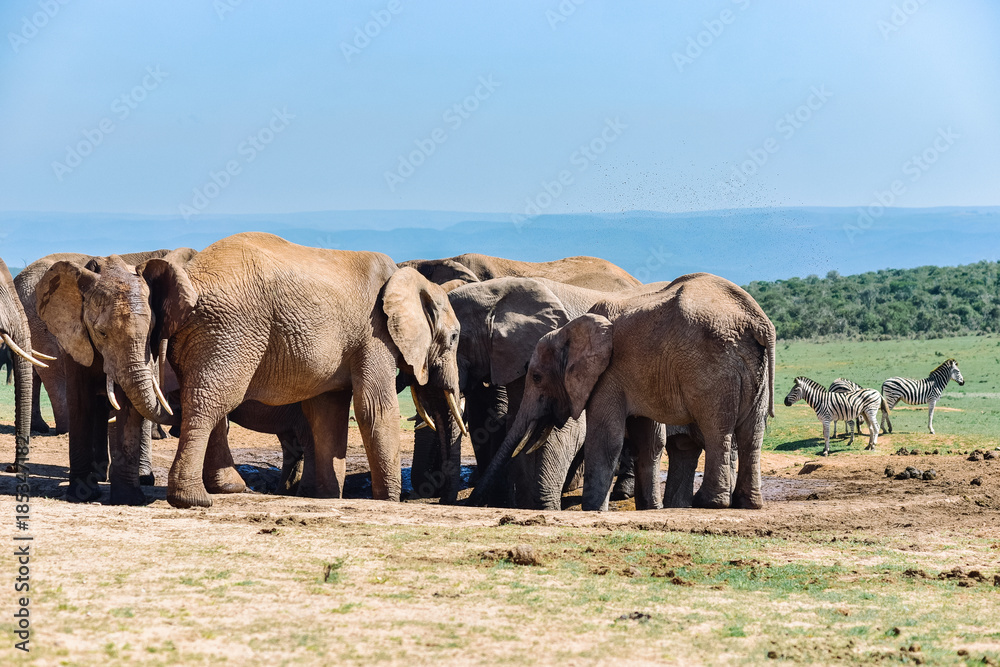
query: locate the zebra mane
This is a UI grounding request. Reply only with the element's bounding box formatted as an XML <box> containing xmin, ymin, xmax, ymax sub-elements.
<box><xmin>795</xmin><ymin>376</ymin><xmax>825</xmax><ymax>392</ymax></box>
<box><xmin>932</xmin><ymin>358</ymin><xmax>957</xmax><ymax>374</ymax></box>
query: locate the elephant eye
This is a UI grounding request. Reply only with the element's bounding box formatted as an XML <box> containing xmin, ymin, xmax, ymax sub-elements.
<box><xmin>532</xmin><ymin>372</ymin><xmax>542</xmax><ymax>385</ymax></box>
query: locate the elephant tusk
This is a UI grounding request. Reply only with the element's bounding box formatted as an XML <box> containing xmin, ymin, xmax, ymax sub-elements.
<box><xmin>2</xmin><ymin>334</ymin><xmax>48</xmax><ymax>369</ymax></box>
<box><xmin>415</xmin><ymin>421</ymin><xmax>429</xmax><ymax>430</ymax></box>
<box><xmin>150</xmin><ymin>372</ymin><xmax>174</xmax><ymax>416</ymax></box>
<box><xmin>510</xmin><ymin>422</ymin><xmax>538</xmax><ymax>459</ymax></box>
<box><xmin>445</xmin><ymin>390</ymin><xmax>469</xmax><ymax>438</ymax></box>
<box><xmin>410</xmin><ymin>386</ymin><xmax>435</xmax><ymax>432</ymax></box>
<box><xmin>31</xmin><ymin>349</ymin><xmax>57</xmax><ymax>361</ymax></box>
<box><xmin>524</xmin><ymin>425</ymin><xmax>554</xmax><ymax>456</ymax></box>
<box><xmin>106</xmin><ymin>375</ymin><xmax>122</xmax><ymax>412</ymax></box>
<box><xmin>108</xmin><ymin>416</ymin><xmax>117</xmax><ymax>424</ymax></box>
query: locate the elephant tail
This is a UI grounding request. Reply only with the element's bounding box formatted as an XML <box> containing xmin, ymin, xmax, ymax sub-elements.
<box><xmin>752</xmin><ymin>318</ymin><xmax>776</xmax><ymax>420</ymax></box>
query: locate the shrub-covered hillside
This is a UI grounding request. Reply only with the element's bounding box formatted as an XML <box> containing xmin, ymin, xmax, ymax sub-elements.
<box><xmin>744</xmin><ymin>261</ymin><xmax>1000</xmax><ymax>340</ymax></box>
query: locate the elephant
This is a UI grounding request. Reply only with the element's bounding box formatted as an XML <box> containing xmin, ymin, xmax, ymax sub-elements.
<box><xmin>399</xmin><ymin>253</ymin><xmax>642</xmax><ymax>292</ymax></box>
<box><xmin>409</xmin><ymin>277</ymin><xmax>670</xmax><ymax>509</ymax></box>
<box><xmin>38</xmin><ymin>232</ymin><xmax>463</xmax><ymax>508</ymax></box>
<box><xmin>0</xmin><ymin>257</ymin><xmax>49</xmax><ymax>473</ymax></box>
<box><xmin>472</xmin><ymin>273</ymin><xmax>776</xmax><ymax>511</ymax></box>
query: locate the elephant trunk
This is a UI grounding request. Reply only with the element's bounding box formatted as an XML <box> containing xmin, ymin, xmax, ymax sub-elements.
<box><xmin>11</xmin><ymin>327</ymin><xmax>32</xmax><ymax>470</ymax></box>
<box><xmin>116</xmin><ymin>363</ymin><xmax>175</xmax><ymax>425</ymax></box>
<box><xmin>468</xmin><ymin>406</ymin><xmax>540</xmax><ymax>506</ymax></box>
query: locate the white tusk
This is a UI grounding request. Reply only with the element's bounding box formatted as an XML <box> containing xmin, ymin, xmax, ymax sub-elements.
<box><xmin>415</xmin><ymin>421</ymin><xmax>428</xmax><ymax>430</ymax></box>
<box><xmin>510</xmin><ymin>423</ymin><xmax>537</xmax><ymax>459</ymax></box>
<box><xmin>150</xmin><ymin>372</ymin><xmax>173</xmax><ymax>416</ymax></box>
<box><xmin>108</xmin><ymin>416</ymin><xmax>117</xmax><ymax>424</ymax></box>
<box><xmin>524</xmin><ymin>425</ymin><xmax>554</xmax><ymax>456</ymax></box>
<box><xmin>2</xmin><ymin>334</ymin><xmax>48</xmax><ymax>369</ymax></box>
<box><xmin>106</xmin><ymin>375</ymin><xmax>122</xmax><ymax>412</ymax></box>
<box><xmin>445</xmin><ymin>390</ymin><xmax>469</xmax><ymax>438</ymax></box>
<box><xmin>410</xmin><ymin>386</ymin><xmax>436</xmax><ymax>432</ymax></box>
<box><xmin>31</xmin><ymin>349</ymin><xmax>57</xmax><ymax>361</ymax></box>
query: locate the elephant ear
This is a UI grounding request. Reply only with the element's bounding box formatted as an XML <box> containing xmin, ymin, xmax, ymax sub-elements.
<box><xmin>403</xmin><ymin>258</ymin><xmax>480</xmax><ymax>287</ymax></box>
<box><xmin>489</xmin><ymin>278</ymin><xmax>569</xmax><ymax>386</ymax></box>
<box><xmin>36</xmin><ymin>261</ymin><xmax>99</xmax><ymax>366</ymax></box>
<box><xmin>383</xmin><ymin>267</ymin><xmax>450</xmax><ymax>386</ymax></box>
<box><xmin>139</xmin><ymin>249</ymin><xmax>198</xmax><ymax>349</ymax></box>
<box><xmin>560</xmin><ymin>314</ymin><xmax>614</xmax><ymax>420</ymax></box>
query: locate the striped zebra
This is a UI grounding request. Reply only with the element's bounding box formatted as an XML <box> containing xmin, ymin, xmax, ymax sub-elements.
<box><xmin>880</xmin><ymin>358</ymin><xmax>965</xmax><ymax>434</ymax></box>
<box><xmin>829</xmin><ymin>378</ymin><xmax>863</xmax><ymax>438</ymax></box>
<box><xmin>784</xmin><ymin>377</ymin><xmax>882</xmax><ymax>456</ymax></box>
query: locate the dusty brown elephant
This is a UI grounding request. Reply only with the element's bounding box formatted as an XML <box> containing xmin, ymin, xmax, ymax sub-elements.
<box><xmin>399</xmin><ymin>253</ymin><xmax>641</xmax><ymax>292</ymax></box>
<box><xmin>410</xmin><ymin>277</ymin><xmax>672</xmax><ymax>509</ymax></box>
<box><xmin>32</xmin><ymin>251</ymin><xmax>187</xmax><ymax>502</ymax></box>
<box><xmin>0</xmin><ymin>257</ymin><xmax>49</xmax><ymax>473</ymax></box>
<box><xmin>472</xmin><ymin>273</ymin><xmax>776</xmax><ymax>511</ymax></box>
<box><xmin>38</xmin><ymin>233</ymin><xmax>462</xmax><ymax>508</ymax></box>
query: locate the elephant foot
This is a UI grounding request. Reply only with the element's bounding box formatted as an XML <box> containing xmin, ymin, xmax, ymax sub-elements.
<box><xmin>692</xmin><ymin>489</ymin><xmax>730</xmax><ymax>509</ymax></box>
<box><xmin>152</xmin><ymin>424</ymin><xmax>169</xmax><ymax>440</ymax></box>
<box><xmin>93</xmin><ymin>469</ymin><xmax>109</xmax><ymax>483</ymax></box>
<box><xmin>109</xmin><ymin>482</ymin><xmax>148</xmax><ymax>506</ymax></box>
<box><xmin>610</xmin><ymin>476</ymin><xmax>636</xmax><ymax>501</ymax></box>
<box><xmin>296</xmin><ymin>483</ymin><xmax>316</xmax><ymax>498</ymax></box>
<box><xmin>30</xmin><ymin>420</ymin><xmax>49</xmax><ymax>434</ymax></box>
<box><xmin>203</xmin><ymin>466</ymin><xmax>246</xmax><ymax>494</ymax></box>
<box><xmin>731</xmin><ymin>491</ymin><xmax>764</xmax><ymax>510</ymax></box>
<box><xmin>5</xmin><ymin>462</ymin><xmax>28</xmax><ymax>474</ymax></box>
<box><xmin>66</xmin><ymin>477</ymin><xmax>102</xmax><ymax>503</ymax></box>
<box><xmin>139</xmin><ymin>473</ymin><xmax>156</xmax><ymax>486</ymax></box>
<box><xmin>167</xmin><ymin>483</ymin><xmax>213</xmax><ymax>509</ymax></box>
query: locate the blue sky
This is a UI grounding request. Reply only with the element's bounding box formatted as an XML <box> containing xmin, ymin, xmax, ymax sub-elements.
<box><xmin>0</xmin><ymin>0</ymin><xmax>998</xmax><ymax>216</ymax></box>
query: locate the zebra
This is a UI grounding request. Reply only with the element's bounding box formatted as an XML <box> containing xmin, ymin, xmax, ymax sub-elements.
<box><xmin>784</xmin><ymin>377</ymin><xmax>882</xmax><ymax>456</ymax></box>
<box><xmin>829</xmin><ymin>378</ymin><xmax>864</xmax><ymax>438</ymax></box>
<box><xmin>880</xmin><ymin>358</ymin><xmax>965</xmax><ymax>434</ymax></box>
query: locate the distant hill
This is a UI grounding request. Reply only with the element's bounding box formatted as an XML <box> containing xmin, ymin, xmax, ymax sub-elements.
<box><xmin>745</xmin><ymin>261</ymin><xmax>1000</xmax><ymax>340</ymax></box>
<box><xmin>1</xmin><ymin>207</ymin><xmax>998</xmax><ymax>286</ymax></box>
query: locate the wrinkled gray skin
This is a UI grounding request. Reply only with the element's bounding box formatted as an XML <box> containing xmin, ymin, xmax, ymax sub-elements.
<box><xmin>38</xmin><ymin>233</ymin><xmax>463</xmax><ymax>509</ymax></box>
<box><xmin>412</xmin><ymin>277</ymin><xmax>670</xmax><ymax>509</ymax></box>
<box><xmin>0</xmin><ymin>258</ymin><xmax>34</xmax><ymax>474</ymax></box>
<box><xmin>472</xmin><ymin>273</ymin><xmax>776</xmax><ymax>511</ymax></box>
<box><xmin>24</xmin><ymin>251</ymin><xmax>172</xmax><ymax>502</ymax></box>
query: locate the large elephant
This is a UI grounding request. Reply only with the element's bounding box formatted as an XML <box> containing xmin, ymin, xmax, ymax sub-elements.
<box><xmin>410</xmin><ymin>277</ymin><xmax>669</xmax><ymax>509</ymax></box>
<box><xmin>472</xmin><ymin>273</ymin><xmax>776</xmax><ymax>511</ymax></box>
<box><xmin>39</xmin><ymin>232</ymin><xmax>462</xmax><ymax>508</ymax></box>
<box><xmin>0</xmin><ymin>257</ymin><xmax>48</xmax><ymax>473</ymax></box>
<box><xmin>25</xmin><ymin>251</ymin><xmax>175</xmax><ymax>501</ymax></box>
<box><xmin>399</xmin><ymin>253</ymin><xmax>641</xmax><ymax>292</ymax></box>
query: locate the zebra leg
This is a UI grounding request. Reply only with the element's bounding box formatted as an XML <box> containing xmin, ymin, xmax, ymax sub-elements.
<box><xmin>880</xmin><ymin>398</ymin><xmax>894</xmax><ymax>434</ymax></box>
<box><xmin>928</xmin><ymin>399</ymin><xmax>936</xmax><ymax>434</ymax></box>
<box><xmin>846</xmin><ymin>419</ymin><xmax>855</xmax><ymax>447</ymax></box>
<box><xmin>821</xmin><ymin>421</ymin><xmax>831</xmax><ymax>457</ymax></box>
<box><xmin>832</xmin><ymin>420</ymin><xmax>837</xmax><ymax>439</ymax></box>
<box><xmin>864</xmin><ymin>410</ymin><xmax>878</xmax><ymax>450</ymax></box>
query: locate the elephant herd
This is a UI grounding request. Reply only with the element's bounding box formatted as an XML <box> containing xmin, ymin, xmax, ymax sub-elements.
<box><xmin>0</xmin><ymin>232</ymin><xmax>776</xmax><ymax>512</ymax></box>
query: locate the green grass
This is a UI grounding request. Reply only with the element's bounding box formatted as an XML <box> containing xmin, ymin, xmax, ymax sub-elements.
<box><xmin>769</xmin><ymin>334</ymin><xmax>1000</xmax><ymax>454</ymax></box>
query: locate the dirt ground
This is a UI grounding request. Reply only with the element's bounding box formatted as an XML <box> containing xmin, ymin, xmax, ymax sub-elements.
<box><xmin>3</xmin><ymin>424</ymin><xmax>1000</xmax><ymax>665</ymax></box>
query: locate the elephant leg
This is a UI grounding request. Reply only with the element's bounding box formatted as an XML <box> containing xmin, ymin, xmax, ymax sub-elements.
<box><xmin>108</xmin><ymin>404</ymin><xmax>148</xmax><ymax>506</ymax></box>
<box><xmin>410</xmin><ymin>422</ymin><xmax>444</xmax><ymax>499</ymax></box>
<box><xmin>301</xmin><ymin>390</ymin><xmax>351</xmax><ymax>498</ymax></box>
<box><xmin>351</xmin><ymin>345</ymin><xmax>402</xmax><ymax>501</ymax></box>
<box><xmin>466</xmin><ymin>384</ymin><xmax>507</xmax><ymax>485</ymax></box>
<box><xmin>663</xmin><ymin>428</ymin><xmax>702</xmax><ymax>508</ymax></box>
<box><xmin>581</xmin><ymin>403</ymin><xmax>628</xmax><ymax>512</ymax></box>
<box><xmin>627</xmin><ymin>418</ymin><xmax>665</xmax><ymax>510</ymax></box>
<box><xmin>562</xmin><ymin>446</ymin><xmax>585</xmax><ymax>494</ymax></box>
<box><xmin>611</xmin><ymin>445</ymin><xmax>636</xmax><ymax>502</ymax></box>
<box><xmin>692</xmin><ymin>428</ymin><xmax>736</xmax><ymax>509</ymax></box>
<box><xmin>151</xmin><ymin>422</ymin><xmax>168</xmax><ymax>440</ymax></box>
<box><xmin>530</xmin><ymin>417</ymin><xmax>583</xmax><ymax>510</ymax></box>
<box><xmin>64</xmin><ymin>361</ymin><xmax>106</xmax><ymax>503</ymax></box>
<box><xmin>732</xmin><ymin>409</ymin><xmax>766</xmax><ymax>510</ymax></box>
<box><xmin>203</xmin><ymin>418</ymin><xmax>245</xmax><ymax>495</ymax></box>
<box><xmin>278</xmin><ymin>431</ymin><xmax>304</xmax><ymax>495</ymax></box>
<box><xmin>30</xmin><ymin>369</ymin><xmax>49</xmax><ymax>434</ymax></box>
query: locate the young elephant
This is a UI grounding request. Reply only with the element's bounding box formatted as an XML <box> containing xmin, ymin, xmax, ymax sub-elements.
<box><xmin>38</xmin><ymin>233</ymin><xmax>462</xmax><ymax>508</ymax></box>
<box><xmin>472</xmin><ymin>273</ymin><xmax>776</xmax><ymax>511</ymax></box>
